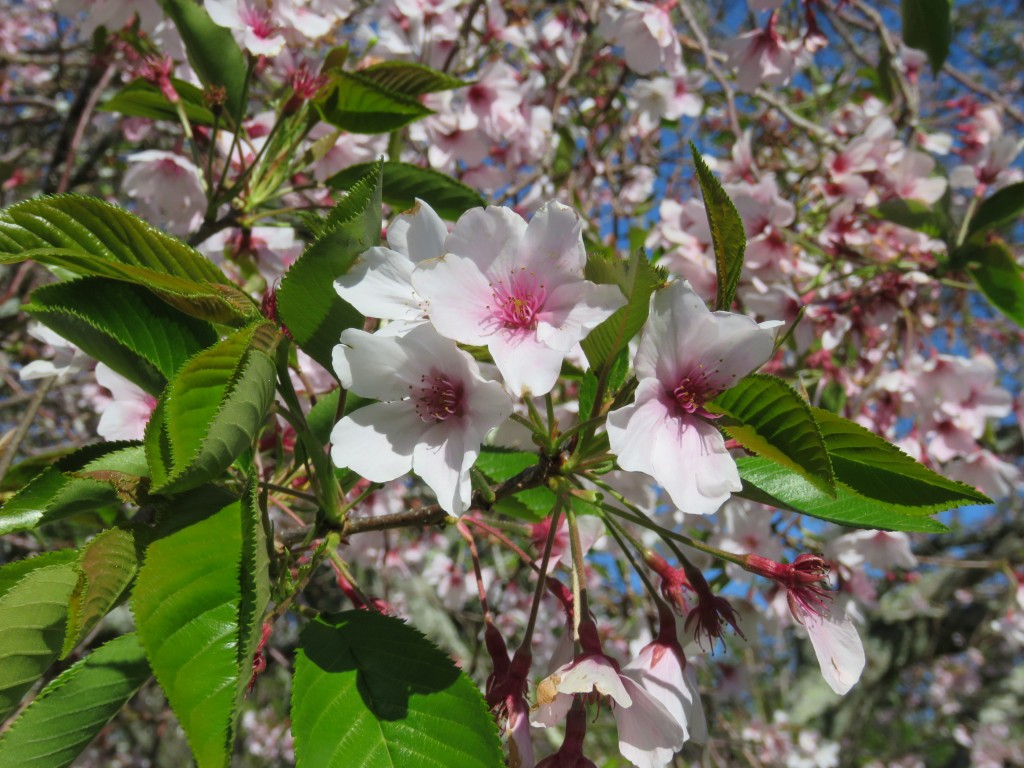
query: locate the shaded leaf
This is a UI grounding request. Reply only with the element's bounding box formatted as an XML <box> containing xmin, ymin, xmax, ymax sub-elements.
<box><xmin>871</xmin><ymin>198</ymin><xmax>950</xmax><ymax>241</ymax></box>
<box><xmin>277</xmin><ymin>160</ymin><xmax>382</xmax><ymax>373</ymax></box>
<box><xmin>0</xmin><ymin>633</ymin><xmax>150</xmax><ymax>768</ymax></box>
<box><xmin>100</xmin><ymin>77</ymin><xmax>216</xmax><ymax>126</ymax></box>
<box><xmin>160</xmin><ymin>0</ymin><xmax>248</xmax><ymax>122</ymax></box>
<box><xmin>967</xmin><ymin>181</ymin><xmax>1024</xmax><ymax>239</ymax></box>
<box><xmin>710</xmin><ymin>374</ymin><xmax>835</xmax><ymax>494</ymax></box>
<box><xmin>0</xmin><ymin>443</ymin><xmax>148</xmax><ymax>536</ymax></box>
<box><xmin>357</xmin><ymin>61</ymin><xmax>468</xmax><ymax>96</ymax></box>
<box><xmin>581</xmin><ymin>249</ymin><xmax>667</xmax><ymax>370</ymax></box>
<box><xmin>26</xmin><ymin>277</ymin><xmax>217</xmax><ymax>395</ymax></box>
<box><xmin>901</xmin><ymin>0</ymin><xmax>952</xmax><ymax>75</ymax></box>
<box><xmin>0</xmin><ymin>553</ymin><xmax>79</xmax><ymax>722</ymax></box>
<box><xmin>737</xmin><ymin>457</ymin><xmax>950</xmax><ymax>532</ymax></box>
<box><xmin>291</xmin><ymin>611</ymin><xmax>503</xmax><ymax>768</ymax></box>
<box><xmin>146</xmin><ymin>323</ymin><xmax>279</xmax><ymax>494</ymax></box>
<box><xmin>964</xmin><ymin>241</ymin><xmax>1024</xmax><ymax>327</ymax></box>
<box><xmin>236</xmin><ymin>477</ymin><xmax>271</xmax><ymax>708</ymax></box>
<box><xmin>691</xmin><ymin>143</ymin><xmax>745</xmax><ymax>309</ymax></box>
<box><xmin>316</xmin><ymin>71</ymin><xmax>433</xmax><ymax>133</ymax></box>
<box><xmin>326</xmin><ymin>161</ymin><xmax>484</xmax><ymax>221</ymax></box>
<box><xmin>63</xmin><ymin>527</ymin><xmax>140</xmax><ymax>658</ymax></box>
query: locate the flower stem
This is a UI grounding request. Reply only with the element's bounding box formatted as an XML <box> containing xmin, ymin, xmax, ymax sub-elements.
<box><xmin>521</xmin><ymin>497</ymin><xmax>563</xmax><ymax>652</ymax></box>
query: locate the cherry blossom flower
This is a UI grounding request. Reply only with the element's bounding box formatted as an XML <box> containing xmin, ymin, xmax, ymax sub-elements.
<box><xmin>828</xmin><ymin>530</ymin><xmax>918</xmax><ymax>571</ymax></box>
<box><xmin>531</xmin><ymin>643</ymin><xmax>688</xmax><ymax>768</ymax></box>
<box><xmin>91</xmin><ymin>364</ymin><xmax>157</xmax><ymax>441</ymax></box>
<box><xmin>606</xmin><ymin>280</ymin><xmax>776</xmax><ymax>515</ymax></box>
<box><xmin>19</xmin><ymin>323</ymin><xmax>90</xmax><ymax>384</ymax></box>
<box><xmin>725</xmin><ymin>11</ymin><xmax>800</xmax><ymax>93</ymax></box>
<box><xmin>334</xmin><ymin>199</ymin><xmax>447</xmax><ymax>336</ymax></box>
<box><xmin>330</xmin><ymin>324</ymin><xmax>512</xmax><ymax>515</ymax></box>
<box><xmin>122</xmin><ymin>150</ymin><xmax>205</xmax><ymax>237</ymax></box>
<box><xmin>621</xmin><ymin>611</ymin><xmax>707</xmax><ymax>754</ymax></box>
<box><xmin>206</xmin><ymin>0</ymin><xmax>286</xmax><ymax>56</ymax></box>
<box><xmin>412</xmin><ymin>202</ymin><xmax>625</xmax><ymax>396</ymax></box>
<box><xmin>746</xmin><ymin>554</ymin><xmax>865</xmax><ymax>695</ymax></box>
<box><xmin>598</xmin><ymin>1</ymin><xmax>681</xmax><ymax>75</ymax></box>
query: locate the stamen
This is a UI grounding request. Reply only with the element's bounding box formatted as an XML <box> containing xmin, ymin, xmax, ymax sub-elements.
<box><xmin>412</xmin><ymin>372</ymin><xmax>464</xmax><ymax>423</ymax></box>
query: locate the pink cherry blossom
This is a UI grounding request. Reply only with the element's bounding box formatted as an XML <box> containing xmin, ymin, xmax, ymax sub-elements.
<box><xmin>330</xmin><ymin>324</ymin><xmax>512</xmax><ymax>515</ymax></box>
<box><xmin>598</xmin><ymin>1</ymin><xmax>681</xmax><ymax>75</ymax></box>
<box><xmin>606</xmin><ymin>280</ymin><xmax>776</xmax><ymax>515</ymax></box>
<box><xmin>828</xmin><ymin>530</ymin><xmax>918</xmax><ymax>571</ymax></box>
<box><xmin>531</xmin><ymin>649</ymin><xmax>687</xmax><ymax>768</ymax></box>
<box><xmin>802</xmin><ymin>596</ymin><xmax>866</xmax><ymax>696</ymax></box>
<box><xmin>92</xmin><ymin>364</ymin><xmax>157</xmax><ymax>441</ymax></box>
<box><xmin>206</xmin><ymin>0</ymin><xmax>286</xmax><ymax>56</ymax></box>
<box><xmin>621</xmin><ymin>635</ymin><xmax>707</xmax><ymax>751</ymax></box>
<box><xmin>122</xmin><ymin>150</ymin><xmax>205</xmax><ymax>237</ymax></box>
<box><xmin>412</xmin><ymin>202</ymin><xmax>625</xmax><ymax>396</ymax></box>
<box><xmin>725</xmin><ymin>12</ymin><xmax>800</xmax><ymax>93</ymax></box>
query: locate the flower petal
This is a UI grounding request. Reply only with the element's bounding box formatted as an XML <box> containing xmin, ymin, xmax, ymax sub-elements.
<box><xmin>803</xmin><ymin>597</ymin><xmax>866</xmax><ymax>696</ymax></box>
<box><xmin>334</xmin><ymin>246</ymin><xmax>420</xmax><ymax>323</ymax></box>
<box><xmin>412</xmin><ymin>253</ymin><xmax>494</xmax><ymax>346</ymax></box>
<box><xmin>386</xmin><ymin>198</ymin><xmax>448</xmax><ymax>263</ymax></box>
<box><xmin>614</xmin><ymin>675</ymin><xmax>686</xmax><ymax>768</ymax></box>
<box><xmin>330</xmin><ymin>401</ymin><xmax>422</xmax><ymax>482</ymax></box>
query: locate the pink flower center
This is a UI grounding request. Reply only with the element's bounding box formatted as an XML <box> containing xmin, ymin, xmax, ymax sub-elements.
<box><xmin>240</xmin><ymin>6</ymin><xmax>278</xmax><ymax>39</ymax></box>
<box><xmin>411</xmin><ymin>371</ymin><xmax>464</xmax><ymax>423</ymax></box>
<box><xmin>670</xmin><ymin>366</ymin><xmax>715</xmax><ymax>414</ymax></box>
<box><xmin>490</xmin><ymin>270</ymin><xmax>546</xmax><ymax>329</ymax></box>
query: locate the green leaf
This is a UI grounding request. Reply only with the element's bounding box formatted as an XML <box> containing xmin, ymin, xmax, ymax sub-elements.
<box><xmin>474</xmin><ymin>449</ymin><xmax>539</xmax><ymax>483</ymax></box>
<box><xmin>326</xmin><ymin>161</ymin><xmax>484</xmax><ymax>221</ymax></box>
<box><xmin>967</xmin><ymin>181</ymin><xmax>1024</xmax><ymax>239</ymax></box>
<box><xmin>160</xmin><ymin>0</ymin><xmax>248</xmax><ymax>123</ymax></box>
<box><xmin>26</xmin><ymin>277</ymin><xmax>217</xmax><ymax>395</ymax></box>
<box><xmin>871</xmin><ymin>198</ymin><xmax>950</xmax><ymax>241</ymax></box>
<box><xmin>146</xmin><ymin>323</ymin><xmax>279</xmax><ymax>494</ymax></box>
<box><xmin>495</xmin><ymin>486</ymin><xmax>556</xmax><ymax>522</ymax></box>
<box><xmin>0</xmin><ymin>553</ymin><xmax>80</xmax><ymax>722</ymax></box>
<box><xmin>100</xmin><ymin>77</ymin><xmax>216</xmax><ymax>126</ymax></box>
<box><xmin>737</xmin><ymin>457</ymin><xmax>950</xmax><ymax>532</ymax></box>
<box><xmin>291</xmin><ymin>611</ymin><xmax>503</xmax><ymax>768</ymax></box>
<box><xmin>277</xmin><ymin>160</ymin><xmax>383</xmax><ymax>374</ymax></box>
<box><xmin>0</xmin><ymin>443</ymin><xmax>148</xmax><ymax>535</ymax></box>
<box><xmin>964</xmin><ymin>242</ymin><xmax>1024</xmax><ymax>326</ymax></box>
<box><xmin>63</xmin><ymin>527</ymin><xmax>140</xmax><ymax>658</ymax></box>
<box><xmin>690</xmin><ymin>143</ymin><xmax>745</xmax><ymax>310</ymax></box>
<box><xmin>581</xmin><ymin>249</ymin><xmax>666</xmax><ymax>370</ymax></box>
<box><xmin>901</xmin><ymin>0</ymin><xmax>952</xmax><ymax>75</ymax></box>
<box><xmin>357</xmin><ymin>61</ymin><xmax>468</xmax><ymax>96</ymax></box>
<box><xmin>710</xmin><ymin>374</ymin><xmax>835</xmax><ymax>494</ymax></box>
<box><xmin>0</xmin><ymin>195</ymin><xmax>255</xmax><ymax>325</ymax></box>
<box><xmin>316</xmin><ymin>70</ymin><xmax>433</xmax><ymax>133</ymax></box>
<box><xmin>812</xmin><ymin>407</ymin><xmax>990</xmax><ymax>507</ymax></box>
<box><xmin>0</xmin><ymin>633</ymin><xmax>150</xmax><ymax>768</ymax></box>
<box><xmin>132</xmin><ymin>499</ymin><xmax>242</xmax><ymax>768</ymax></box>
<box><xmin>306</xmin><ymin>388</ymin><xmax>342</xmax><ymax>445</ymax></box>
<box><xmin>236</xmin><ymin>478</ymin><xmax>270</xmax><ymax>709</ymax></box>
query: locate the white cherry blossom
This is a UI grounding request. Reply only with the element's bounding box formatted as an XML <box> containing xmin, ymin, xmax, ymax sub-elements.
<box><xmin>334</xmin><ymin>199</ymin><xmax>447</xmax><ymax>336</ymax></box>
<box><xmin>330</xmin><ymin>324</ymin><xmax>512</xmax><ymax>515</ymax></box>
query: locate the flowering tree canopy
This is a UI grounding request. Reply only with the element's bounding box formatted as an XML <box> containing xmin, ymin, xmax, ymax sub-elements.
<box><xmin>0</xmin><ymin>0</ymin><xmax>1022</xmax><ymax>766</ymax></box>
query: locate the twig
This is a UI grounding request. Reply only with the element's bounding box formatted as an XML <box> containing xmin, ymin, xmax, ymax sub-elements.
<box><xmin>678</xmin><ymin>0</ymin><xmax>742</xmax><ymax>138</ymax></box>
<box><xmin>0</xmin><ymin>378</ymin><xmax>54</xmax><ymax>483</ymax></box>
